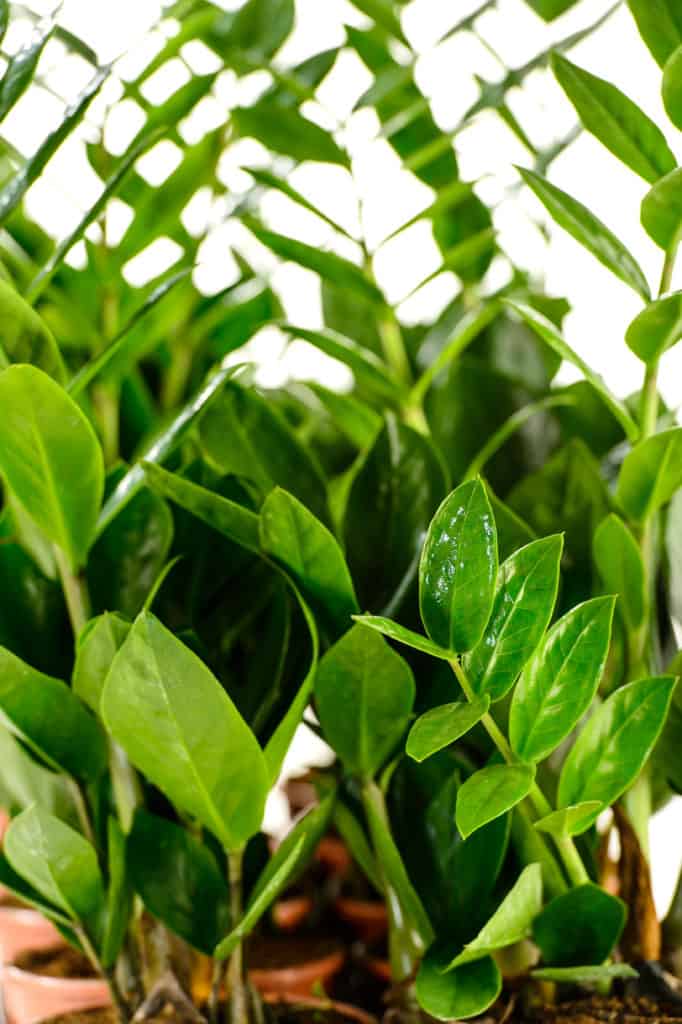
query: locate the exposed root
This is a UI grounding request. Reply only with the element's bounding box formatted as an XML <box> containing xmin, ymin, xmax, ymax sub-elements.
<box><xmin>131</xmin><ymin>970</ymin><xmax>205</xmax><ymax>1023</ymax></box>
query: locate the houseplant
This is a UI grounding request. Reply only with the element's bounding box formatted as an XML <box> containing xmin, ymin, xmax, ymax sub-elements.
<box><xmin>0</xmin><ymin>0</ymin><xmax>681</xmax><ymax>1023</ymax></box>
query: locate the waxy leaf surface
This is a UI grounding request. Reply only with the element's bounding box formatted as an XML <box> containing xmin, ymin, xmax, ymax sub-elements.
<box><xmin>456</xmin><ymin>763</ymin><xmax>535</xmax><ymax>839</ymax></box>
<box><xmin>407</xmin><ymin>698</ymin><xmax>490</xmax><ymax>762</ymax></box>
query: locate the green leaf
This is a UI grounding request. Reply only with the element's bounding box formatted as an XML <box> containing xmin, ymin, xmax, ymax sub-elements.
<box><xmin>215</xmin><ymin>794</ymin><xmax>334</xmax><ymax>958</ymax></box>
<box><xmin>245</xmin><ymin>167</ymin><xmax>355</xmax><ymax>241</ymax></box>
<box><xmin>455</xmin><ymin>764</ymin><xmax>535</xmax><ymax>839</ymax></box>
<box><xmin>260</xmin><ymin>487</ymin><xmax>358</xmax><ymax>636</ymax></box>
<box><xmin>101</xmin><ymin>612</ymin><xmax>269</xmax><ymax>851</ymax></box>
<box><xmin>347</xmin><ymin>0</ymin><xmax>407</xmax><ymax>42</ymax></box>
<box><xmin>534</xmin><ymin>802</ymin><xmax>603</xmax><ymax>838</ymax></box>
<box><xmin>199</xmin><ymin>381</ymin><xmax>329</xmax><ymax>524</ymax></box>
<box><xmin>0</xmin><ymin>67</ymin><xmax>107</xmax><ymax>226</ymax></box>
<box><xmin>419</xmin><ymin>479</ymin><xmax>498</xmax><ymax>654</ymax></box>
<box><xmin>0</xmin><ymin>365</ymin><xmax>104</xmax><ymax>569</ymax></box>
<box><xmin>352</xmin><ymin>615</ymin><xmax>454</xmax><ymax>660</ymax></box>
<box><xmin>663</xmin><ymin>45</ymin><xmax>682</xmax><ymax>130</ymax></box>
<box><xmin>506</xmin><ymin>302</ymin><xmax>639</xmax><ymax>441</ymax></box>
<box><xmin>626</xmin><ymin>291</ymin><xmax>682</xmax><ymax>364</ymax></box>
<box><xmin>233</xmin><ymin>100</ymin><xmax>347</xmax><ymax>165</ymax></box>
<box><xmin>533</xmin><ymin>884</ymin><xmax>626</xmax><ymax>967</ymax></box>
<box><xmin>0</xmin><ymin>280</ymin><xmax>65</xmax><ymax>380</ymax></box>
<box><xmin>616</xmin><ymin>427</ymin><xmax>682</xmax><ymax>521</ymax></box>
<box><xmin>243</xmin><ymin>217</ymin><xmax>381</xmax><ymax>305</ymax></box>
<box><xmin>0</xmin><ymin>646</ymin><xmax>106</xmax><ymax>781</ymax></box>
<box><xmin>523</xmin><ymin>0</ymin><xmax>580</xmax><ymax>20</ymax></box>
<box><xmin>0</xmin><ymin>851</ymin><xmax>73</xmax><ymax>928</ymax></box>
<box><xmin>208</xmin><ymin>0</ymin><xmax>295</xmax><ymax>60</ymax></box>
<box><xmin>446</xmin><ymin>863</ymin><xmax>543</xmax><ymax>968</ymax></box>
<box><xmin>551</xmin><ymin>53</ymin><xmax>675</xmax><ymax>183</ymax></box>
<box><xmin>0</xmin><ymin>24</ymin><xmax>53</xmax><ymax>121</ymax></box>
<box><xmin>315</xmin><ymin>624</ymin><xmax>415</xmax><ymax>779</ymax></box>
<box><xmin>558</xmin><ymin>675</ymin><xmax>676</xmax><ymax>811</ymax></box>
<box><xmin>416</xmin><ymin>949</ymin><xmax>501</xmax><ymax>1021</ymax></box>
<box><xmin>5</xmin><ymin>806</ymin><xmax>105</xmax><ymax>925</ymax></box>
<box><xmin>641</xmin><ymin>167</ymin><xmax>682</xmax><ymax>250</ymax></box>
<box><xmin>144</xmin><ymin>464</ymin><xmax>260</xmax><ymax>554</ymax></box>
<box><xmin>281</xmin><ymin>324</ymin><xmax>402</xmax><ymax>402</ymax></box>
<box><xmin>100</xmin><ymin>818</ymin><xmax>132</xmax><ymax>970</ymax></box>
<box><xmin>593</xmin><ymin>514</ymin><xmax>646</xmax><ymax>631</ymax></box>
<box><xmin>465</xmin><ymin>535</ymin><xmax>563</xmax><ymax>702</ymax></box>
<box><xmin>510</xmin><ymin>596</ymin><xmax>616</xmax><ymax>763</ymax></box>
<box><xmin>73</xmin><ymin>613</ymin><xmax>131</xmax><ymax>714</ymax></box>
<box><xmin>333</xmin><ymin>801</ymin><xmax>382</xmax><ymax>894</ymax></box>
<box><xmin>519</xmin><ymin>167</ymin><xmax>651</xmax><ymax>300</ymax></box>
<box><xmin>626</xmin><ymin>0</ymin><xmax>682</xmax><ymax>67</ymax></box>
<box><xmin>532</xmin><ymin>964</ymin><xmax>638</xmax><ymax>983</ymax></box>
<box><xmin>128</xmin><ymin>810</ymin><xmax>230</xmax><ymax>955</ymax></box>
<box><xmin>407</xmin><ymin>698</ymin><xmax>490</xmax><ymax>762</ymax></box>
<box><xmin>307</xmin><ymin>382</ymin><xmax>381</xmax><ymax>450</ymax></box>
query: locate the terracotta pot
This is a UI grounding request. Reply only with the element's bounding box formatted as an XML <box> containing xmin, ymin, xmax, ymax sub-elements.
<box><xmin>315</xmin><ymin>836</ymin><xmax>351</xmax><ymax>878</ymax></box>
<box><xmin>0</xmin><ymin>909</ymin><xmax>63</xmax><ymax>965</ymax></box>
<box><xmin>2</xmin><ymin>965</ymin><xmax>111</xmax><ymax>1024</ymax></box>
<box><xmin>365</xmin><ymin>957</ymin><xmax>391</xmax><ymax>984</ymax></box>
<box><xmin>334</xmin><ymin>899</ymin><xmax>388</xmax><ymax>944</ymax></box>
<box><xmin>249</xmin><ymin>947</ymin><xmax>345</xmax><ymax>997</ymax></box>
<box><xmin>272</xmin><ymin>896</ymin><xmax>314</xmax><ymax>932</ymax></box>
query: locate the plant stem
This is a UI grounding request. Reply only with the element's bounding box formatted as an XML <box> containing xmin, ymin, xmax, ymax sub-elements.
<box><xmin>449</xmin><ymin>658</ymin><xmax>589</xmax><ymax>887</ymax></box>
<box><xmin>379</xmin><ymin>309</ymin><xmax>412</xmax><ymax>387</ymax></box>
<box><xmin>227</xmin><ymin>849</ymin><xmax>248</xmax><ymax>1024</ymax></box>
<box><xmin>68</xmin><ymin>778</ymin><xmax>96</xmax><ymax>846</ymax></box>
<box><xmin>76</xmin><ymin>924</ymin><xmax>130</xmax><ymax>1024</ymax></box>
<box><xmin>53</xmin><ymin>544</ymin><xmax>90</xmax><ymax>637</ymax></box>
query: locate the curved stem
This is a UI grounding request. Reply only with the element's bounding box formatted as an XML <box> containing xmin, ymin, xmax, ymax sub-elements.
<box><xmin>53</xmin><ymin>544</ymin><xmax>90</xmax><ymax>638</ymax></box>
<box><xmin>226</xmin><ymin>849</ymin><xmax>248</xmax><ymax>1024</ymax></box>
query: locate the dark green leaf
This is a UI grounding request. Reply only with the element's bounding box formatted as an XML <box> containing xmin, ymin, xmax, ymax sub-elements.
<box><xmin>419</xmin><ymin>479</ymin><xmax>498</xmax><ymax>654</ymax></box>
<box><xmin>533</xmin><ymin>884</ymin><xmax>626</xmax><ymax>967</ymax></box>
<box><xmin>616</xmin><ymin>427</ymin><xmax>682</xmax><ymax>521</ymax></box>
<box><xmin>534</xmin><ymin>802</ymin><xmax>603</xmax><ymax>838</ymax></box>
<box><xmin>306</xmin><ymin>383</ymin><xmax>381</xmax><ymax>450</ymax></box>
<box><xmin>523</xmin><ymin>0</ymin><xmax>580</xmax><ymax>20</ymax></box>
<box><xmin>416</xmin><ymin>948</ymin><xmax>501</xmax><ymax>1021</ymax></box>
<box><xmin>510</xmin><ymin>596</ymin><xmax>616</xmax><ymax>763</ymax></box>
<box><xmin>641</xmin><ymin>167</ymin><xmax>682</xmax><ymax>249</ymax></box>
<box><xmin>352</xmin><ymin>615</ymin><xmax>454</xmax><ymax>660</ymax></box>
<box><xmin>233</xmin><ymin>101</ymin><xmax>347</xmax><ymax>165</ymax></box>
<box><xmin>407</xmin><ymin>698</ymin><xmax>490</xmax><ymax>762</ymax></box>
<box><xmin>626</xmin><ymin>0</ymin><xmax>682</xmax><ymax>67</ymax></box>
<box><xmin>519</xmin><ymin>167</ymin><xmax>651</xmax><ymax>299</ymax></box>
<box><xmin>73</xmin><ymin>613</ymin><xmax>131</xmax><ymax>714</ymax></box>
<box><xmin>315</xmin><ymin>624</ymin><xmax>415</xmax><ymax>779</ymax></box>
<box><xmin>0</xmin><ymin>280</ymin><xmax>65</xmax><ymax>380</ymax></box>
<box><xmin>593</xmin><ymin>514</ymin><xmax>646</xmax><ymax>630</ymax></box>
<box><xmin>558</xmin><ymin>675</ymin><xmax>676</xmax><ymax>811</ymax></box>
<box><xmin>551</xmin><ymin>53</ymin><xmax>675</xmax><ymax>183</ymax></box>
<box><xmin>626</xmin><ymin>291</ymin><xmax>682</xmax><ymax>363</ymax></box>
<box><xmin>456</xmin><ymin>764</ymin><xmax>535</xmax><ymax>839</ymax></box>
<box><xmin>102</xmin><ymin>612</ymin><xmax>269</xmax><ymax>850</ymax></box>
<box><xmin>466</xmin><ymin>535</ymin><xmax>563</xmax><ymax>702</ymax></box>
<box><xmin>208</xmin><ymin>0</ymin><xmax>294</xmax><ymax>60</ymax></box>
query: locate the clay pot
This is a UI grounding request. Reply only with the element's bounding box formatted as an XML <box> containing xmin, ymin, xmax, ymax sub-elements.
<box><xmin>2</xmin><ymin>965</ymin><xmax>111</xmax><ymax>1024</ymax></box>
<box><xmin>249</xmin><ymin>946</ymin><xmax>345</xmax><ymax>997</ymax></box>
<box><xmin>334</xmin><ymin>899</ymin><xmax>388</xmax><ymax>945</ymax></box>
<box><xmin>315</xmin><ymin>837</ymin><xmax>351</xmax><ymax>878</ymax></box>
<box><xmin>0</xmin><ymin>909</ymin><xmax>63</xmax><ymax>965</ymax></box>
<box><xmin>272</xmin><ymin>895</ymin><xmax>314</xmax><ymax>932</ymax></box>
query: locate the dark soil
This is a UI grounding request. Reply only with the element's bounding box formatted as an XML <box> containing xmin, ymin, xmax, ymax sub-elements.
<box><xmin>248</xmin><ymin>934</ymin><xmax>344</xmax><ymax>971</ymax></box>
<box><xmin>527</xmin><ymin>996</ymin><xmax>682</xmax><ymax>1024</ymax></box>
<box><xmin>13</xmin><ymin>944</ymin><xmax>97</xmax><ymax>979</ymax></box>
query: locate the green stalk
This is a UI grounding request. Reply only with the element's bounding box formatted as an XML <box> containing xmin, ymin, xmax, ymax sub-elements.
<box><xmin>450</xmin><ymin>659</ymin><xmax>589</xmax><ymax>887</ymax></box>
<box><xmin>226</xmin><ymin>849</ymin><xmax>248</xmax><ymax>1024</ymax></box>
<box><xmin>76</xmin><ymin>924</ymin><xmax>130</xmax><ymax>1024</ymax></box>
<box><xmin>53</xmin><ymin>544</ymin><xmax>90</xmax><ymax>638</ymax></box>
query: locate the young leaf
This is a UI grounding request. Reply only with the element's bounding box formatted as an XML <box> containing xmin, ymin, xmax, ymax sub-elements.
<box><xmin>127</xmin><ymin>810</ymin><xmax>230</xmax><ymax>955</ymax></box>
<box><xmin>232</xmin><ymin>100</ymin><xmax>347</xmax><ymax>166</ymax></box>
<box><xmin>416</xmin><ymin>948</ymin><xmax>501</xmax><ymax>1022</ymax></box>
<box><xmin>663</xmin><ymin>45</ymin><xmax>682</xmax><ymax>130</ymax></box>
<box><xmin>593</xmin><ymin>514</ymin><xmax>646</xmax><ymax>630</ymax></box>
<box><xmin>0</xmin><ymin>646</ymin><xmax>107</xmax><ymax>782</ymax></box>
<box><xmin>509</xmin><ymin>596</ymin><xmax>616</xmax><ymax>763</ymax></box>
<box><xmin>533</xmin><ymin>884</ymin><xmax>626</xmax><ymax>967</ymax></box>
<box><xmin>558</xmin><ymin>675</ymin><xmax>676</xmax><ymax>811</ymax></box>
<box><xmin>465</xmin><ymin>535</ymin><xmax>563</xmax><ymax>702</ymax></box>
<box><xmin>0</xmin><ymin>280</ymin><xmax>65</xmax><ymax>381</ymax></box>
<box><xmin>352</xmin><ymin>615</ymin><xmax>454</xmax><ymax>660</ymax></box>
<box><xmin>101</xmin><ymin>612</ymin><xmax>269</xmax><ymax>851</ymax></box>
<box><xmin>260</xmin><ymin>488</ymin><xmax>357</xmax><ymax>636</ymax></box>
<box><xmin>625</xmin><ymin>291</ymin><xmax>682</xmax><ymax>364</ymax></box>
<box><xmin>551</xmin><ymin>53</ymin><xmax>675</xmax><ymax>183</ymax></box>
<box><xmin>626</xmin><ymin>0</ymin><xmax>682</xmax><ymax>67</ymax></box>
<box><xmin>519</xmin><ymin>167</ymin><xmax>651</xmax><ymax>300</ymax></box>
<box><xmin>534</xmin><ymin>802</ymin><xmax>603</xmax><ymax>839</ymax></box>
<box><xmin>0</xmin><ymin>365</ymin><xmax>104</xmax><ymax>569</ymax></box>
<box><xmin>315</xmin><ymin>624</ymin><xmax>415</xmax><ymax>780</ymax></box>
<box><xmin>532</xmin><ymin>964</ymin><xmax>638</xmax><ymax>983</ymax></box>
<box><xmin>616</xmin><ymin>427</ymin><xmax>682</xmax><ymax>521</ymax></box>
<box><xmin>445</xmin><ymin>863</ymin><xmax>543</xmax><ymax>968</ymax></box>
<box><xmin>407</xmin><ymin>698</ymin><xmax>490</xmax><ymax>762</ymax></box>
<box><xmin>641</xmin><ymin>167</ymin><xmax>682</xmax><ymax>250</ymax></box>
<box><xmin>5</xmin><ymin>806</ymin><xmax>105</xmax><ymax>924</ymax></box>
<box><xmin>419</xmin><ymin>479</ymin><xmax>498</xmax><ymax>654</ymax></box>
<box><xmin>73</xmin><ymin>613</ymin><xmax>131</xmax><ymax>715</ymax></box>
<box><xmin>455</xmin><ymin>764</ymin><xmax>535</xmax><ymax>839</ymax></box>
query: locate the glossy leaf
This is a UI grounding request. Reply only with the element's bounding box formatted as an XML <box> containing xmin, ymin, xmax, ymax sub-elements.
<box><xmin>0</xmin><ymin>366</ymin><xmax>104</xmax><ymax>569</ymax></box>
<box><xmin>5</xmin><ymin>806</ymin><xmax>105</xmax><ymax>924</ymax></box>
<box><xmin>0</xmin><ymin>646</ymin><xmax>106</xmax><ymax>781</ymax></box>
<box><xmin>0</xmin><ymin>280</ymin><xmax>65</xmax><ymax>381</ymax></box>
<box><xmin>416</xmin><ymin>947</ymin><xmax>501</xmax><ymax>1021</ymax></box>
<box><xmin>534</xmin><ymin>802</ymin><xmax>603</xmax><ymax>838</ymax></box>
<box><xmin>419</xmin><ymin>479</ymin><xmax>498</xmax><ymax>654</ymax></box>
<box><xmin>446</xmin><ymin>863</ymin><xmax>543</xmax><ymax>968</ymax></box>
<box><xmin>233</xmin><ymin>101</ymin><xmax>347</xmax><ymax>166</ymax></box>
<box><xmin>626</xmin><ymin>291</ymin><xmax>682</xmax><ymax>364</ymax></box>
<box><xmin>626</xmin><ymin>0</ymin><xmax>682</xmax><ymax>66</ymax></box>
<box><xmin>519</xmin><ymin>167</ymin><xmax>651</xmax><ymax>299</ymax></box>
<box><xmin>315</xmin><ymin>624</ymin><xmax>415</xmax><ymax>779</ymax></box>
<box><xmin>0</xmin><ymin>24</ymin><xmax>53</xmax><ymax>121</ymax></box>
<box><xmin>593</xmin><ymin>514</ymin><xmax>646</xmax><ymax>630</ymax></box>
<box><xmin>102</xmin><ymin>612</ymin><xmax>269</xmax><ymax>850</ymax></box>
<box><xmin>128</xmin><ymin>810</ymin><xmax>230</xmax><ymax>955</ymax></box>
<box><xmin>533</xmin><ymin>884</ymin><xmax>626</xmax><ymax>966</ymax></box>
<box><xmin>407</xmin><ymin>698</ymin><xmax>490</xmax><ymax>762</ymax></box>
<box><xmin>510</xmin><ymin>596</ymin><xmax>616</xmax><ymax>763</ymax></box>
<box><xmin>352</xmin><ymin>615</ymin><xmax>453</xmax><ymax>660</ymax></box>
<box><xmin>260</xmin><ymin>487</ymin><xmax>358</xmax><ymax>636</ymax></box>
<box><xmin>466</xmin><ymin>535</ymin><xmax>563</xmax><ymax>702</ymax></box>
<box><xmin>455</xmin><ymin>764</ymin><xmax>535</xmax><ymax>839</ymax></box>
<box><xmin>73</xmin><ymin>613</ymin><xmax>131</xmax><ymax>714</ymax></box>
<box><xmin>558</xmin><ymin>676</ymin><xmax>676</xmax><ymax>811</ymax></box>
<box><xmin>616</xmin><ymin>428</ymin><xmax>682</xmax><ymax>521</ymax></box>
<box><xmin>552</xmin><ymin>53</ymin><xmax>675</xmax><ymax>183</ymax></box>
<box><xmin>641</xmin><ymin>167</ymin><xmax>682</xmax><ymax>250</ymax></box>
<box><xmin>532</xmin><ymin>964</ymin><xmax>638</xmax><ymax>983</ymax></box>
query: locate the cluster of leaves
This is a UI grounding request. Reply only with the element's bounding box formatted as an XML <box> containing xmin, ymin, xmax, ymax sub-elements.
<box><xmin>0</xmin><ymin>0</ymin><xmax>681</xmax><ymax>1022</ymax></box>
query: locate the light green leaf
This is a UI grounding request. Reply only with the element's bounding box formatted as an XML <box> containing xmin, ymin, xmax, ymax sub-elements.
<box><xmin>616</xmin><ymin>427</ymin><xmax>682</xmax><ymax>521</ymax></box>
<box><xmin>281</xmin><ymin>324</ymin><xmax>402</xmax><ymax>401</ymax></box>
<box><xmin>593</xmin><ymin>514</ymin><xmax>646</xmax><ymax>630</ymax></box>
<box><xmin>73</xmin><ymin>613</ymin><xmax>132</xmax><ymax>714</ymax></box>
<box><xmin>626</xmin><ymin>0</ymin><xmax>682</xmax><ymax>67</ymax></box>
<box><xmin>663</xmin><ymin>44</ymin><xmax>682</xmax><ymax>130</ymax></box>
<box><xmin>625</xmin><ymin>291</ymin><xmax>682</xmax><ymax>364</ymax></box>
<box><xmin>0</xmin><ymin>280</ymin><xmax>65</xmax><ymax>380</ymax></box>
<box><xmin>416</xmin><ymin>949</ymin><xmax>501</xmax><ymax>1022</ymax></box>
<box><xmin>519</xmin><ymin>167</ymin><xmax>651</xmax><ymax>300</ymax></box>
<box><xmin>532</xmin><ymin>964</ymin><xmax>638</xmax><ymax>983</ymax></box>
<box><xmin>641</xmin><ymin>167</ymin><xmax>682</xmax><ymax>250</ymax></box>
<box><xmin>407</xmin><ymin>698</ymin><xmax>490</xmax><ymax>762</ymax></box>
<box><xmin>455</xmin><ymin>764</ymin><xmax>535</xmax><ymax>839</ymax></box>
<box><xmin>0</xmin><ymin>24</ymin><xmax>53</xmax><ymax>122</ymax></box>
<box><xmin>101</xmin><ymin>612</ymin><xmax>269</xmax><ymax>851</ymax></box>
<box><xmin>233</xmin><ymin>100</ymin><xmax>347</xmax><ymax>166</ymax></box>
<box><xmin>351</xmin><ymin>615</ymin><xmax>453</xmax><ymax>660</ymax></box>
<box><xmin>510</xmin><ymin>596</ymin><xmax>616</xmax><ymax>763</ymax></box>
<box><xmin>534</xmin><ymin>802</ymin><xmax>603</xmax><ymax>838</ymax></box>
<box><xmin>419</xmin><ymin>479</ymin><xmax>498</xmax><ymax>654</ymax></box>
